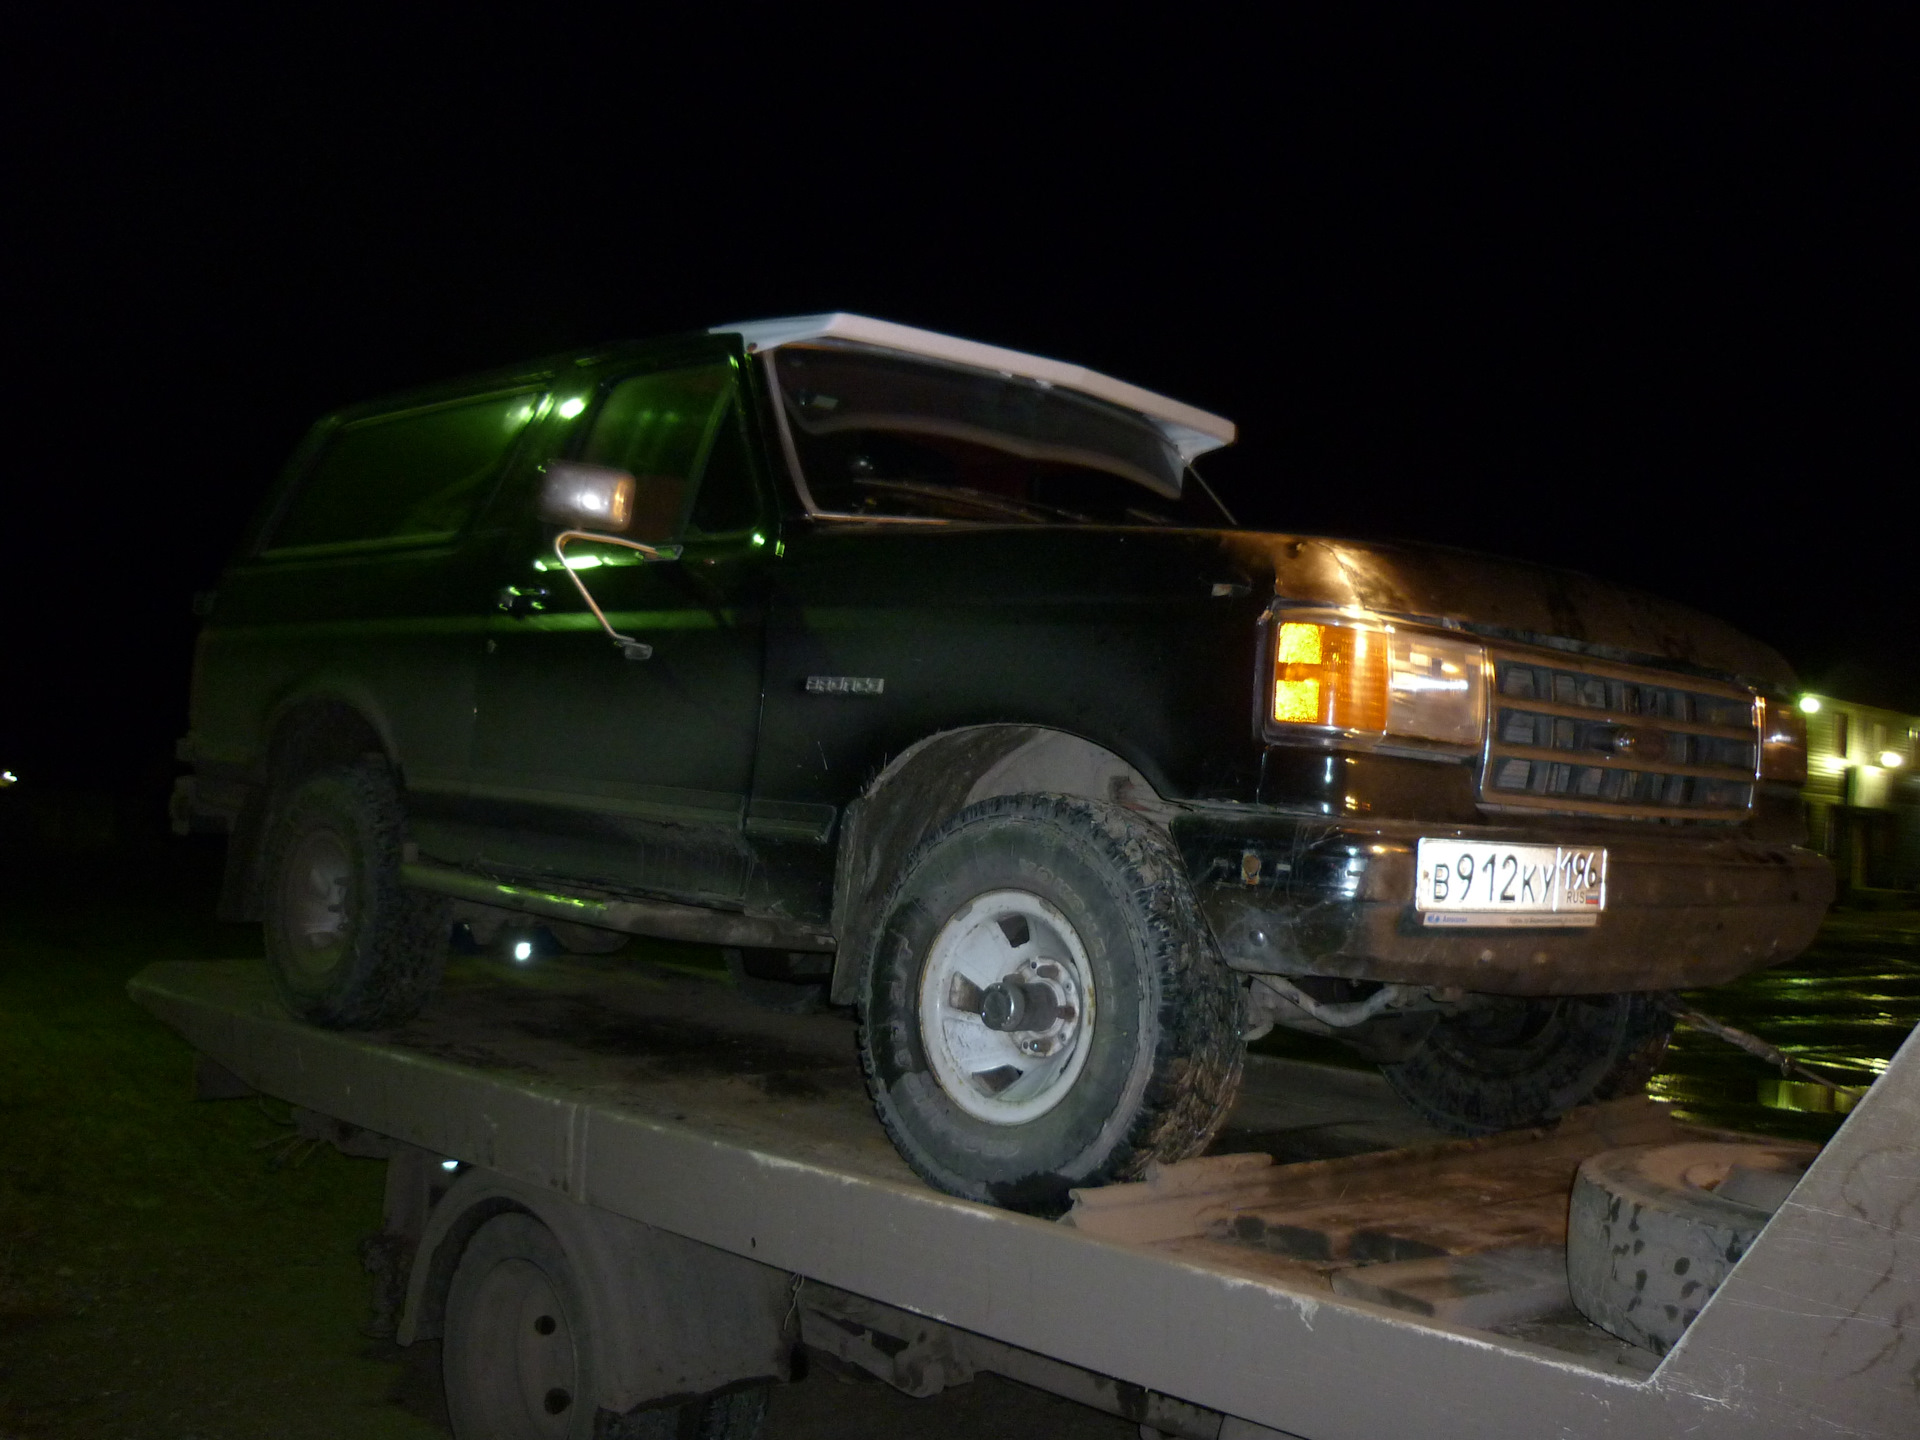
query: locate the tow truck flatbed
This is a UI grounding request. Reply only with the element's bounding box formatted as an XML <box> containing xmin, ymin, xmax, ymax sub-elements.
<box><xmin>130</xmin><ymin>956</ymin><xmax>1918</xmax><ymax>1439</ymax></box>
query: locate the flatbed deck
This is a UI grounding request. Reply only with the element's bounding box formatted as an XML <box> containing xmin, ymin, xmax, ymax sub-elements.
<box><xmin>130</xmin><ymin>954</ymin><xmax>1918</xmax><ymax>1439</ymax></box>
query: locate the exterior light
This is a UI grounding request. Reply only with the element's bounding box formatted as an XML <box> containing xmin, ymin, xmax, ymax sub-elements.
<box><xmin>1797</xmin><ymin>696</ymin><xmax>1822</xmax><ymax>714</ymax></box>
<box><xmin>440</xmin><ymin>1158</ymin><xmax>460</xmax><ymax>1171</ymax></box>
<box><xmin>1269</xmin><ymin>616</ymin><xmax>1484</xmax><ymax>744</ymax></box>
<box><xmin>1758</xmin><ymin>698</ymin><xmax>1810</xmax><ymax>784</ymax></box>
<box><xmin>751</xmin><ymin>531</ymin><xmax>767</xmax><ymax>547</ymax></box>
<box><xmin>0</xmin><ymin>770</ymin><xmax>15</xmax><ymax>787</ymax></box>
<box><xmin>513</xmin><ymin>940</ymin><xmax>533</xmax><ymax>962</ymax></box>
<box><xmin>557</xmin><ymin>397</ymin><xmax>588</xmax><ymax>419</ymax></box>
<box><xmin>1880</xmin><ymin>751</ymin><xmax>1905</xmax><ymax>769</ymax></box>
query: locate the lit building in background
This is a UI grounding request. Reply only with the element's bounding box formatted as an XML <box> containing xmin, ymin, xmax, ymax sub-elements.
<box><xmin>1797</xmin><ymin>692</ymin><xmax>1920</xmax><ymax>898</ymax></box>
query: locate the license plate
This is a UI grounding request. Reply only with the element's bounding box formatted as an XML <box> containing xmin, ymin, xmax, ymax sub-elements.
<box><xmin>1415</xmin><ymin>839</ymin><xmax>1607</xmax><ymax>927</ymax></box>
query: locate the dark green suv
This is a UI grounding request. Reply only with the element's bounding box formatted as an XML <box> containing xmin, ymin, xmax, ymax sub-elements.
<box><xmin>178</xmin><ymin>314</ymin><xmax>1832</xmax><ymax>1208</ymax></box>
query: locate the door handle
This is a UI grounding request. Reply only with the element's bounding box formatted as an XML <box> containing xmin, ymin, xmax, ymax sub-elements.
<box><xmin>496</xmin><ymin>585</ymin><xmax>548</xmax><ymax>618</ymax></box>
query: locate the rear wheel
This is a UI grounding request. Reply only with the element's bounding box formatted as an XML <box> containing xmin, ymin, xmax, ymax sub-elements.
<box><xmin>444</xmin><ymin>1214</ymin><xmax>597</xmax><ymax>1440</ymax></box>
<box><xmin>1378</xmin><ymin>992</ymin><xmax>1674</xmax><ymax>1135</ymax></box>
<box><xmin>261</xmin><ymin>761</ymin><xmax>449</xmax><ymax>1028</ymax></box>
<box><xmin>859</xmin><ymin>795</ymin><xmax>1244</xmax><ymax>1213</ymax></box>
<box><xmin>443</xmin><ymin>1212</ymin><xmax>769</xmax><ymax>1440</ymax></box>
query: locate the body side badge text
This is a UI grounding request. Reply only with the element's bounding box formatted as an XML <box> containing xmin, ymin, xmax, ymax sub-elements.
<box><xmin>805</xmin><ymin>675</ymin><xmax>885</xmax><ymax>696</ymax></box>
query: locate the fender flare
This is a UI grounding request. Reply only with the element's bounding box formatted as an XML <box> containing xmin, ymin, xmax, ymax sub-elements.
<box><xmin>828</xmin><ymin>724</ymin><xmax>1169</xmax><ymax>1005</ymax></box>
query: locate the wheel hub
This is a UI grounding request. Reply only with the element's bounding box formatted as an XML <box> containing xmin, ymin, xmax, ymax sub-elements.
<box><xmin>918</xmin><ymin>889</ymin><xmax>1095</xmax><ymax>1125</ymax></box>
<box><xmin>460</xmin><ymin>1254</ymin><xmax>580</xmax><ymax>1437</ymax></box>
<box><xmin>283</xmin><ymin>828</ymin><xmax>353</xmax><ymax>968</ymax></box>
<box><xmin>977</xmin><ymin>962</ymin><xmax>1079</xmax><ymax>1059</ymax></box>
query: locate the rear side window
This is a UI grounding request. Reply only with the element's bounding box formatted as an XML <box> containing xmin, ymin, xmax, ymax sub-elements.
<box><xmin>271</xmin><ymin>390</ymin><xmax>542</xmax><ymax>551</ymax></box>
<box><xmin>582</xmin><ymin>363</ymin><xmax>756</xmax><ymax>542</ymax></box>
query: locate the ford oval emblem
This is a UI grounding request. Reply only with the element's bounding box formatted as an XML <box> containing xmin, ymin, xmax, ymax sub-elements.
<box><xmin>1609</xmin><ymin>725</ymin><xmax>1666</xmax><ymax>759</ymax></box>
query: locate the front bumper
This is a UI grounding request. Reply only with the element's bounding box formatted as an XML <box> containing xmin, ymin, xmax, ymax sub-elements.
<box><xmin>1172</xmin><ymin>810</ymin><xmax>1835</xmax><ymax>996</ymax></box>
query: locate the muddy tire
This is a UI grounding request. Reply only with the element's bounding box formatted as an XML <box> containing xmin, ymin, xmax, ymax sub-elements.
<box><xmin>858</xmin><ymin>794</ymin><xmax>1245</xmax><ymax>1213</ymax></box>
<box><xmin>1378</xmin><ymin>992</ymin><xmax>1673</xmax><ymax>1135</ymax></box>
<box><xmin>261</xmin><ymin>761</ymin><xmax>449</xmax><ymax>1029</ymax></box>
<box><xmin>443</xmin><ymin>1212</ymin><xmax>769</xmax><ymax>1440</ymax></box>
<box><xmin>1567</xmin><ymin>1141</ymin><xmax>1815</xmax><ymax>1355</ymax></box>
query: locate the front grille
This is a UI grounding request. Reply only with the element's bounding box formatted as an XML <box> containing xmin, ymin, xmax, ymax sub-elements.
<box><xmin>1480</xmin><ymin>652</ymin><xmax>1758</xmax><ymax>822</ymax></box>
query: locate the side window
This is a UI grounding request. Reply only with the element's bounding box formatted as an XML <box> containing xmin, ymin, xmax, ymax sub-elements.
<box><xmin>272</xmin><ymin>391</ymin><xmax>541</xmax><ymax>551</ymax></box>
<box><xmin>686</xmin><ymin>404</ymin><xmax>758</xmax><ymax>537</ymax></box>
<box><xmin>582</xmin><ymin>363</ymin><xmax>755</xmax><ymax>543</ymax></box>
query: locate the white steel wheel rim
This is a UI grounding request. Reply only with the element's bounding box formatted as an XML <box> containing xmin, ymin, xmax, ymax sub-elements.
<box><xmin>465</xmin><ymin>1255</ymin><xmax>581</xmax><ymax>1437</ymax></box>
<box><xmin>917</xmin><ymin>888</ymin><xmax>1096</xmax><ymax>1125</ymax></box>
<box><xmin>283</xmin><ymin>828</ymin><xmax>353</xmax><ymax>976</ymax></box>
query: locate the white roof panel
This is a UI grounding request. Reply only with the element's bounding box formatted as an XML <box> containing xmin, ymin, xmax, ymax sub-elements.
<box><xmin>711</xmin><ymin>312</ymin><xmax>1236</xmax><ymax>463</ymax></box>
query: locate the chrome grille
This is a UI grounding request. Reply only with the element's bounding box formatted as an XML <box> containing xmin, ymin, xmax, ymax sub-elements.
<box><xmin>1480</xmin><ymin>652</ymin><xmax>1758</xmax><ymax>822</ymax></box>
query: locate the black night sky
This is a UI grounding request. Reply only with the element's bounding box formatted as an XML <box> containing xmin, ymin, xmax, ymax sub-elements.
<box><xmin>5</xmin><ymin>12</ymin><xmax>1911</xmax><ymax>799</ymax></box>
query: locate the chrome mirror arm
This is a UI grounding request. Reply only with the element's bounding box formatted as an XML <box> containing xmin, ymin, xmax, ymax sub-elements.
<box><xmin>552</xmin><ymin>530</ymin><xmax>681</xmax><ymax>661</ymax></box>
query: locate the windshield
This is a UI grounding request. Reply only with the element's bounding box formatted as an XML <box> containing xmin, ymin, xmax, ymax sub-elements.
<box><xmin>771</xmin><ymin>343</ymin><xmax>1232</xmax><ymax>527</ymax></box>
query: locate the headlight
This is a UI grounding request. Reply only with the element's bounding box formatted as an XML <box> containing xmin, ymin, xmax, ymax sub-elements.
<box><xmin>1757</xmin><ymin>696</ymin><xmax>1808</xmax><ymax>784</ymax></box>
<box><xmin>1269</xmin><ymin>616</ymin><xmax>1485</xmax><ymax>745</ymax></box>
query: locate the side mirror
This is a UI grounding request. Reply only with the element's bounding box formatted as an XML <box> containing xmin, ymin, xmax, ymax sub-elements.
<box><xmin>538</xmin><ymin>462</ymin><xmax>635</xmax><ymax>531</ymax></box>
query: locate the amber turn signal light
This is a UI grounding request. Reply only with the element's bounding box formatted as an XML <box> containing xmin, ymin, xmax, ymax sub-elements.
<box><xmin>1270</xmin><ymin>617</ymin><xmax>1485</xmax><ymax>745</ymax></box>
<box><xmin>1272</xmin><ymin>622</ymin><xmax>1388</xmax><ymax>730</ymax></box>
<box><xmin>1757</xmin><ymin>696</ymin><xmax>1809</xmax><ymax>784</ymax></box>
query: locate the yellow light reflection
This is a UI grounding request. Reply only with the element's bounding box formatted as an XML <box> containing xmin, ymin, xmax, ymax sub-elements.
<box><xmin>1275</xmin><ymin>622</ymin><xmax>1323</xmax><ymax>665</ymax></box>
<box><xmin>1273</xmin><ymin>622</ymin><xmax>1327</xmax><ymax>723</ymax></box>
<box><xmin>1757</xmin><ymin>1077</ymin><xmax>1868</xmax><ymax>1114</ymax></box>
<box><xmin>1273</xmin><ymin>680</ymin><xmax>1321</xmax><ymax>722</ymax></box>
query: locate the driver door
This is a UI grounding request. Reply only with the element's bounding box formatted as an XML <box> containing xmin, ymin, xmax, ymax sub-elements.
<box><xmin>464</xmin><ymin>352</ymin><xmax>772</xmax><ymax>904</ymax></box>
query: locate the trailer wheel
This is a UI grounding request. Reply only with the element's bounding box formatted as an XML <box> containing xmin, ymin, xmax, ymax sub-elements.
<box><xmin>443</xmin><ymin>1212</ymin><xmax>770</xmax><ymax>1440</ymax></box>
<box><xmin>859</xmin><ymin>794</ymin><xmax>1245</xmax><ymax>1213</ymax></box>
<box><xmin>1378</xmin><ymin>992</ymin><xmax>1672</xmax><ymax>1135</ymax></box>
<box><xmin>261</xmin><ymin>761</ymin><xmax>449</xmax><ymax>1028</ymax></box>
<box><xmin>1567</xmin><ymin>1142</ymin><xmax>1814</xmax><ymax>1354</ymax></box>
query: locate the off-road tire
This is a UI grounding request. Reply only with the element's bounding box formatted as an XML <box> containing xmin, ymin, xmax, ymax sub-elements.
<box><xmin>858</xmin><ymin>794</ymin><xmax>1245</xmax><ymax>1213</ymax></box>
<box><xmin>261</xmin><ymin>761</ymin><xmax>449</xmax><ymax>1029</ymax></box>
<box><xmin>1378</xmin><ymin>991</ymin><xmax>1674</xmax><ymax>1135</ymax></box>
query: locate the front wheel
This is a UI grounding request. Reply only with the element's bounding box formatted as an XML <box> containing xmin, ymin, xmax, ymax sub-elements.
<box><xmin>858</xmin><ymin>795</ymin><xmax>1245</xmax><ymax>1213</ymax></box>
<box><xmin>1378</xmin><ymin>992</ymin><xmax>1675</xmax><ymax>1135</ymax></box>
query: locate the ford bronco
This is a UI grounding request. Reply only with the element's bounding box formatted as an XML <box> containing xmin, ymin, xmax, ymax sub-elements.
<box><xmin>176</xmin><ymin>313</ymin><xmax>1832</xmax><ymax>1209</ymax></box>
